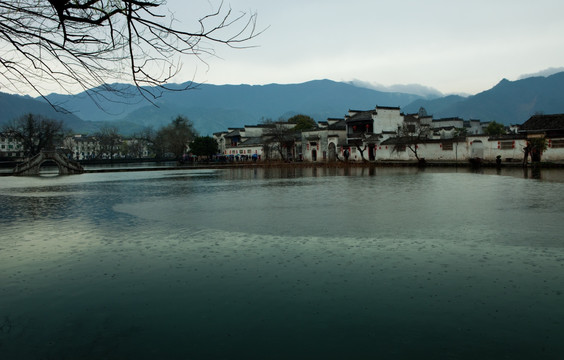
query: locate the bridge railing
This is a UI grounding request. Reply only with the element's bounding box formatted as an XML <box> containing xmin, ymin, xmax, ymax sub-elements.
<box><xmin>13</xmin><ymin>152</ymin><xmax>43</xmax><ymax>174</ymax></box>
<box><xmin>13</xmin><ymin>150</ymin><xmax>84</xmax><ymax>175</ymax></box>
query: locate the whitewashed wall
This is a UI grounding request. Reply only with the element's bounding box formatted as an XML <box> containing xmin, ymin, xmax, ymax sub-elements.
<box><xmin>373</xmin><ymin>108</ymin><xmax>404</xmax><ymax>135</ymax></box>
<box><xmin>542</xmin><ymin>138</ymin><xmax>564</xmax><ymax>161</ymax></box>
<box><xmin>373</xmin><ymin>138</ymin><xmax>531</xmax><ymax>162</ymax></box>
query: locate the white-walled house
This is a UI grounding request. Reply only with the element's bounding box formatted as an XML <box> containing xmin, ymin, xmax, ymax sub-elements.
<box><xmin>346</xmin><ymin>106</ymin><xmax>405</xmax><ymax>144</ymax></box>
<box><xmin>212</xmin><ymin>111</ymin><xmax>564</xmax><ymax>164</ymax></box>
<box><xmin>376</xmin><ymin>135</ymin><xmax>528</xmax><ymax>162</ymax></box>
<box><xmin>63</xmin><ymin>134</ymin><xmax>152</xmax><ymax>160</ymax></box>
<box><xmin>216</xmin><ymin>125</ymin><xmax>280</xmax><ymax>160</ymax></box>
<box><xmin>63</xmin><ymin>135</ymin><xmax>100</xmax><ymax>160</ymax></box>
<box><xmin>0</xmin><ymin>132</ymin><xmax>24</xmax><ymax>159</ymax></box>
<box><xmin>300</xmin><ymin>118</ymin><xmax>347</xmax><ymax>162</ymax></box>
<box><xmin>519</xmin><ymin>114</ymin><xmax>564</xmax><ymax>162</ymax></box>
<box><xmin>343</xmin><ymin>106</ymin><xmax>407</xmax><ymax>161</ymax></box>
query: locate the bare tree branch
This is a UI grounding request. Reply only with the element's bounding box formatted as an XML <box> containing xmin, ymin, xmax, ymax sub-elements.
<box><xmin>392</xmin><ymin>120</ymin><xmax>430</xmax><ymax>161</ymax></box>
<box><xmin>0</xmin><ymin>0</ymin><xmax>261</xmax><ymax>108</ymax></box>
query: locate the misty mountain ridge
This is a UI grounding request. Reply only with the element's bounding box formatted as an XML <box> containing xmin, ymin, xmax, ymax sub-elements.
<box><xmin>518</xmin><ymin>67</ymin><xmax>564</xmax><ymax>80</ymax></box>
<box><xmin>1</xmin><ymin>70</ymin><xmax>564</xmax><ymax>135</ymax></box>
<box><xmin>349</xmin><ymin>79</ymin><xmax>446</xmax><ymax>99</ymax></box>
<box><xmin>40</xmin><ymin>79</ymin><xmax>423</xmax><ymax>135</ymax></box>
<box><xmin>403</xmin><ymin>71</ymin><xmax>564</xmax><ymax>124</ymax></box>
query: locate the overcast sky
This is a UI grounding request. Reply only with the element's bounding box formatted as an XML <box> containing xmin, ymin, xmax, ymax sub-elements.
<box><xmin>166</xmin><ymin>0</ymin><xmax>564</xmax><ymax>96</ymax></box>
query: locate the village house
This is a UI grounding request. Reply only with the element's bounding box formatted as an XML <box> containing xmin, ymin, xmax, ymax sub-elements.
<box><xmin>63</xmin><ymin>134</ymin><xmax>101</xmax><ymax>160</ymax></box>
<box><xmin>215</xmin><ymin>124</ymin><xmax>279</xmax><ymax>160</ymax></box>
<box><xmin>212</xmin><ymin>107</ymin><xmax>564</xmax><ymax>164</ymax></box>
<box><xmin>0</xmin><ymin>132</ymin><xmax>24</xmax><ymax>159</ymax></box>
<box><xmin>340</xmin><ymin>106</ymin><xmax>406</xmax><ymax>161</ymax></box>
<box><xmin>62</xmin><ymin>134</ymin><xmax>152</xmax><ymax>160</ymax></box>
<box><xmin>519</xmin><ymin>114</ymin><xmax>564</xmax><ymax>162</ymax></box>
<box><xmin>300</xmin><ymin>118</ymin><xmax>347</xmax><ymax>162</ymax></box>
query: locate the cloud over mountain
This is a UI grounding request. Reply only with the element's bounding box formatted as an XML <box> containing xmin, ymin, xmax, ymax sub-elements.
<box><xmin>518</xmin><ymin>67</ymin><xmax>564</xmax><ymax>80</ymax></box>
<box><xmin>349</xmin><ymin>79</ymin><xmax>445</xmax><ymax>99</ymax></box>
<box><xmin>3</xmin><ymin>69</ymin><xmax>564</xmax><ymax>135</ymax></box>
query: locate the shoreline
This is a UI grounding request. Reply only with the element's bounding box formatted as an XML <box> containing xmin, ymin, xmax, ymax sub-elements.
<box><xmin>2</xmin><ymin>159</ymin><xmax>564</xmax><ymax>176</ymax></box>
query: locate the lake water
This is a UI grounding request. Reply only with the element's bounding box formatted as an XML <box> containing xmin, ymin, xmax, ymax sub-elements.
<box><xmin>1</xmin><ymin>166</ymin><xmax>563</xmax><ymax>359</ymax></box>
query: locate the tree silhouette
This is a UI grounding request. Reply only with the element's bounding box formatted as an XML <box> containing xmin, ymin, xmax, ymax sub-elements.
<box><xmin>392</xmin><ymin>120</ymin><xmax>430</xmax><ymax>161</ymax></box>
<box><xmin>261</xmin><ymin>119</ymin><xmax>297</xmax><ymax>161</ymax></box>
<box><xmin>2</xmin><ymin>113</ymin><xmax>64</xmax><ymax>157</ymax></box>
<box><xmin>190</xmin><ymin>136</ymin><xmax>219</xmax><ymax>159</ymax></box>
<box><xmin>153</xmin><ymin>115</ymin><xmax>197</xmax><ymax>159</ymax></box>
<box><xmin>95</xmin><ymin>125</ymin><xmax>121</xmax><ymax>160</ymax></box>
<box><xmin>0</xmin><ymin>1</ymin><xmax>260</xmax><ymax>106</ymax></box>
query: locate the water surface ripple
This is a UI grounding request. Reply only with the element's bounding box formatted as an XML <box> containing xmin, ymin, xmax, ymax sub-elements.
<box><xmin>1</xmin><ymin>167</ymin><xmax>563</xmax><ymax>359</ymax></box>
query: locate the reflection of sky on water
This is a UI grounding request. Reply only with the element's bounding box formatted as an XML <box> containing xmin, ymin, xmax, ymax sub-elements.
<box><xmin>1</xmin><ymin>167</ymin><xmax>564</xmax><ymax>359</ymax></box>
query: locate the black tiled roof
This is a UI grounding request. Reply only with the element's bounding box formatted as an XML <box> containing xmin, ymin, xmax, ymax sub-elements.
<box><xmin>239</xmin><ymin>137</ymin><xmax>263</xmax><ymax>146</ymax></box>
<box><xmin>433</xmin><ymin>117</ymin><xmax>463</xmax><ymax>122</ymax></box>
<box><xmin>376</xmin><ymin>105</ymin><xmax>401</xmax><ymax>110</ymax></box>
<box><xmin>328</xmin><ymin>119</ymin><xmax>346</xmax><ymax>130</ymax></box>
<box><xmin>520</xmin><ymin>114</ymin><xmax>564</xmax><ymax>131</ymax></box>
<box><xmin>225</xmin><ymin>129</ymin><xmax>241</xmax><ymax>137</ymax></box>
<box><xmin>346</xmin><ymin>110</ymin><xmax>374</xmax><ymax>123</ymax></box>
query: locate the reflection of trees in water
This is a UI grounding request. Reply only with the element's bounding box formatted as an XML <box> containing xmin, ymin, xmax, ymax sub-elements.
<box><xmin>531</xmin><ymin>165</ymin><xmax>542</xmax><ymax>180</ymax></box>
<box><xmin>523</xmin><ymin>165</ymin><xmax>542</xmax><ymax>180</ymax></box>
<box><xmin>217</xmin><ymin>166</ymin><xmax>420</xmax><ymax>180</ymax></box>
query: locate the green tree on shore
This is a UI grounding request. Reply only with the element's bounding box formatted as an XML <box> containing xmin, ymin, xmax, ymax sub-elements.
<box><xmin>153</xmin><ymin>116</ymin><xmax>197</xmax><ymax>159</ymax></box>
<box><xmin>484</xmin><ymin>121</ymin><xmax>506</xmax><ymax>136</ymax></box>
<box><xmin>190</xmin><ymin>136</ymin><xmax>219</xmax><ymax>159</ymax></box>
<box><xmin>288</xmin><ymin>114</ymin><xmax>317</xmax><ymax>131</ymax></box>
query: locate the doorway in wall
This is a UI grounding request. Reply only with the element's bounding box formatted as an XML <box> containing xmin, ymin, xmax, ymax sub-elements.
<box><xmin>471</xmin><ymin>140</ymin><xmax>484</xmax><ymax>158</ymax></box>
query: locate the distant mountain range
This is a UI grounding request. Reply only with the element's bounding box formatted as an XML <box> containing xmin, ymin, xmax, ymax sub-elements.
<box><xmin>403</xmin><ymin>72</ymin><xmax>564</xmax><ymax>124</ymax></box>
<box><xmin>1</xmin><ymin>72</ymin><xmax>564</xmax><ymax>135</ymax></box>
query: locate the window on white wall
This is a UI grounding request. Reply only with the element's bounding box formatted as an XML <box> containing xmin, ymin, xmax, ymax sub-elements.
<box><xmin>442</xmin><ymin>142</ymin><xmax>453</xmax><ymax>151</ymax></box>
<box><xmin>551</xmin><ymin>140</ymin><xmax>564</xmax><ymax>148</ymax></box>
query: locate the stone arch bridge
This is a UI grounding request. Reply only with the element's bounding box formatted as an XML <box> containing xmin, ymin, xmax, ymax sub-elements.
<box><xmin>13</xmin><ymin>150</ymin><xmax>84</xmax><ymax>176</ymax></box>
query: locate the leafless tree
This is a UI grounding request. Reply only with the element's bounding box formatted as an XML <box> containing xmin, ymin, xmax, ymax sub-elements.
<box><xmin>262</xmin><ymin>119</ymin><xmax>296</xmax><ymax>161</ymax></box>
<box><xmin>122</xmin><ymin>138</ymin><xmax>145</xmax><ymax>158</ymax></box>
<box><xmin>95</xmin><ymin>124</ymin><xmax>121</xmax><ymax>159</ymax></box>
<box><xmin>128</xmin><ymin>126</ymin><xmax>155</xmax><ymax>157</ymax></box>
<box><xmin>350</xmin><ymin>137</ymin><xmax>368</xmax><ymax>162</ymax></box>
<box><xmin>0</xmin><ymin>1</ymin><xmax>260</xmax><ymax>106</ymax></box>
<box><xmin>392</xmin><ymin>120</ymin><xmax>430</xmax><ymax>161</ymax></box>
<box><xmin>2</xmin><ymin>113</ymin><xmax>64</xmax><ymax>157</ymax></box>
